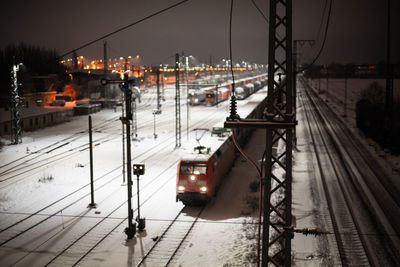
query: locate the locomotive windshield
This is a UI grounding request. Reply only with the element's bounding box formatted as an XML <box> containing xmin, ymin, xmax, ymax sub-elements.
<box><xmin>180</xmin><ymin>163</ymin><xmax>207</xmax><ymax>175</ymax></box>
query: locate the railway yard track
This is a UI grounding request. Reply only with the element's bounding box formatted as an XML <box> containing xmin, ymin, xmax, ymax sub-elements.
<box><xmin>0</xmin><ymin>100</ymin><xmax>227</xmax><ymax>266</ymax></box>
<box><xmin>300</xmin><ymin>78</ymin><xmax>400</xmax><ymax>266</ymax></box>
<box><xmin>136</xmin><ymin>206</ymin><xmax>204</xmax><ymax>267</ymax></box>
<box><xmin>2</xmin><ymin>78</ymin><xmax>399</xmax><ymax>266</ymax></box>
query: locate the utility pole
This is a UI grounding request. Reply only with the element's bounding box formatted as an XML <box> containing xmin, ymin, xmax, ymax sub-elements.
<box><xmin>225</xmin><ymin>0</ymin><xmax>294</xmax><ymax>266</ymax></box>
<box><xmin>88</xmin><ymin>116</ymin><xmax>96</xmax><ymax>208</ymax></box>
<box><xmin>103</xmin><ymin>41</ymin><xmax>108</xmax><ymax>74</ymax></box>
<box><xmin>186</xmin><ymin>56</ymin><xmax>189</xmax><ymax>140</ymax></box>
<box><xmin>123</xmin><ymin>76</ymin><xmax>135</xmax><ymax>239</ymax></box>
<box><xmin>161</xmin><ymin>66</ymin><xmax>165</xmax><ymax>101</ymax></box>
<box><xmin>131</xmin><ymin>86</ymin><xmax>140</xmax><ymax>140</ymax></box>
<box><xmin>385</xmin><ymin>0</ymin><xmax>393</xmax><ymax>116</ymax></box>
<box><xmin>121</xmin><ymin>92</ymin><xmax>126</xmax><ymax>184</ymax></box>
<box><xmin>343</xmin><ymin>75</ymin><xmax>347</xmax><ymax>117</ymax></box>
<box><xmin>318</xmin><ymin>75</ymin><xmax>321</xmax><ymax>94</ymax></box>
<box><xmin>103</xmin><ymin>41</ymin><xmax>108</xmax><ymax>104</ymax></box>
<box><xmin>101</xmin><ymin>74</ymin><xmax>137</xmax><ymax>239</ymax></box>
<box><xmin>132</xmin><ymin>100</ymin><xmax>138</xmax><ymax>139</ymax></box>
<box><xmin>156</xmin><ymin>69</ymin><xmax>161</xmax><ymax>111</ymax></box>
<box><xmin>10</xmin><ymin>58</ymin><xmax>22</xmax><ymax>145</ymax></box>
<box><xmin>175</xmin><ymin>53</ymin><xmax>181</xmax><ymax>147</ymax></box>
<box><xmin>121</xmin><ymin>60</ymin><xmax>129</xmax><ymax>184</ymax></box>
<box><xmin>326</xmin><ymin>67</ymin><xmax>329</xmax><ymax>102</ymax></box>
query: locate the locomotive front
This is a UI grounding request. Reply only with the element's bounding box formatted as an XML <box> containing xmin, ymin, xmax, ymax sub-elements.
<box><xmin>176</xmin><ymin>160</ymin><xmax>212</xmax><ymax>205</ymax></box>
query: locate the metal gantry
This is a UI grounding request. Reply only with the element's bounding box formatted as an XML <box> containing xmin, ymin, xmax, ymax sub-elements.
<box><xmin>10</xmin><ymin>61</ymin><xmax>22</xmax><ymax>144</ymax></box>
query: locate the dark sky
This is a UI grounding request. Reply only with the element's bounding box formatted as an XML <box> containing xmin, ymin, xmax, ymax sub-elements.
<box><xmin>0</xmin><ymin>0</ymin><xmax>399</xmax><ymax>66</ymax></box>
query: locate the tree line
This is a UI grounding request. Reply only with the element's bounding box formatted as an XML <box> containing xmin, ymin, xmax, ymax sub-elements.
<box><xmin>303</xmin><ymin>63</ymin><xmax>400</xmax><ymax>79</ymax></box>
<box><xmin>0</xmin><ymin>42</ymin><xmax>67</xmax><ymax>98</ymax></box>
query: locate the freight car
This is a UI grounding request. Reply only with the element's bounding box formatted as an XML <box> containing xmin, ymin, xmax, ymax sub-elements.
<box><xmin>205</xmin><ymin>87</ymin><xmax>230</xmax><ymax>106</ymax></box>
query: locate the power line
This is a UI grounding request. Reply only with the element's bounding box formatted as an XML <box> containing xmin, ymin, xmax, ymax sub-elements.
<box><xmin>58</xmin><ymin>0</ymin><xmax>191</xmax><ymax>59</ymax></box>
<box><xmin>250</xmin><ymin>0</ymin><xmax>269</xmax><ymax>24</ymax></box>
<box><xmin>315</xmin><ymin>0</ymin><xmax>328</xmax><ymax>42</ymax></box>
<box><xmin>297</xmin><ymin>0</ymin><xmax>333</xmax><ymax>74</ymax></box>
<box><xmin>250</xmin><ymin>0</ymin><xmax>283</xmax><ymax>43</ymax></box>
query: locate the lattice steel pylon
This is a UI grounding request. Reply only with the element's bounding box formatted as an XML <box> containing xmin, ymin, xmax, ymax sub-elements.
<box><xmin>224</xmin><ymin>1</ymin><xmax>294</xmax><ymax>265</ymax></box>
<box><xmin>10</xmin><ymin>62</ymin><xmax>22</xmax><ymax>144</ymax></box>
<box><xmin>264</xmin><ymin>0</ymin><xmax>293</xmax><ymax>265</ymax></box>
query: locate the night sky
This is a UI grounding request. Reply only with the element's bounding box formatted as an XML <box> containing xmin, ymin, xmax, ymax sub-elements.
<box><xmin>0</xmin><ymin>0</ymin><xmax>399</xmax><ymax>66</ymax></box>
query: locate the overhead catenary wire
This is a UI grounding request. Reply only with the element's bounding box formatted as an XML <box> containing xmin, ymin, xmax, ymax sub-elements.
<box><xmin>58</xmin><ymin>0</ymin><xmax>191</xmax><ymax>59</ymax></box>
<box><xmin>250</xmin><ymin>0</ymin><xmax>283</xmax><ymax>40</ymax></box>
<box><xmin>315</xmin><ymin>0</ymin><xmax>329</xmax><ymax>42</ymax></box>
<box><xmin>296</xmin><ymin>0</ymin><xmax>333</xmax><ymax>74</ymax></box>
<box><xmin>250</xmin><ymin>0</ymin><xmax>269</xmax><ymax>23</ymax></box>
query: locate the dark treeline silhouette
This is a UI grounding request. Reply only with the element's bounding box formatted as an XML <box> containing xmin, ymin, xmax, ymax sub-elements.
<box><xmin>356</xmin><ymin>82</ymin><xmax>400</xmax><ymax>153</ymax></box>
<box><xmin>304</xmin><ymin>63</ymin><xmax>400</xmax><ymax>153</ymax></box>
<box><xmin>303</xmin><ymin>63</ymin><xmax>400</xmax><ymax>79</ymax></box>
<box><xmin>0</xmin><ymin>42</ymin><xmax>66</xmax><ymax>98</ymax></box>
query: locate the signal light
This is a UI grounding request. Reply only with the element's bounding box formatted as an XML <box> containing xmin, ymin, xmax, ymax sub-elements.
<box><xmin>133</xmin><ymin>164</ymin><xmax>145</xmax><ymax>175</ymax></box>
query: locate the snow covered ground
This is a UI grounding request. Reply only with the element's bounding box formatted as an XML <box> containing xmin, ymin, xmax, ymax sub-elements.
<box><xmin>0</xmin><ymin>84</ymin><xmax>271</xmax><ymax>266</ymax></box>
<box><xmin>2</xmin><ymin>76</ymin><xmax>394</xmax><ymax>266</ymax></box>
<box><xmin>305</xmin><ymin>77</ymin><xmax>400</xmax><ymax>183</ymax></box>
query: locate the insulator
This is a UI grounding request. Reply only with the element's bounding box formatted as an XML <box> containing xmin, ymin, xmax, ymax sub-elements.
<box><xmin>229</xmin><ymin>95</ymin><xmax>238</xmax><ymax>120</ymax></box>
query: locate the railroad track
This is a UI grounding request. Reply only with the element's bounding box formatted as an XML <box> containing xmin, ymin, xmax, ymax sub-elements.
<box><xmin>0</xmin><ymin>92</ymin><xmax>167</xmax><ymax>176</ymax></box>
<box><xmin>0</xmin><ymin>115</ymin><xmax>121</xmax><ymax>175</ymax></box>
<box><xmin>43</xmin><ymin>172</ymin><xmax>179</xmax><ymax>267</ymax></box>
<box><xmin>0</xmin><ymin>105</ymin><xmax>185</xmax><ymax>187</ymax></box>
<box><xmin>136</xmin><ymin>206</ymin><xmax>205</xmax><ymax>267</ymax></box>
<box><xmin>0</xmin><ymin>109</ymin><xmax>222</xmax><ymax>266</ymax></box>
<box><xmin>299</xmin><ymin>77</ymin><xmax>400</xmax><ymax>266</ymax></box>
<box><xmin>299</xmin><ymin>86</ymin><xmax>369</xmax><ymax>266</ymax></box>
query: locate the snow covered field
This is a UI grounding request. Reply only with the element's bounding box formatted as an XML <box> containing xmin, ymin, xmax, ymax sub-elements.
<box><xmin>2</xmin><ymin>76</ymin><xmax>394</xmax><ymax>266</ymax></box>
<box><xmin>0</xmin><ymin>85</ymin><xmax>271</xmax><ymax>266</ymax></box>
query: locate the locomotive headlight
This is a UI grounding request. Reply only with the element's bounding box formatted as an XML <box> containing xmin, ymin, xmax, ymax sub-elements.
<box><xmin>200</xmin><ymin>186</ymin><xmax>207</xmax><ymax>192</ymax></box>
<box><xmin>190</xmin><ymin>175</ymin><xmax>196</xmax><ymax>181</ymax></box>
<box><xmin>194</xmin><ymin>98</ymin><xmax>198</xmax><ymax>103</ymax></box>
<box><xmin>178</xmin><ymin>186</ymin><xmax>185</xmax><ymax>191</ymax></box>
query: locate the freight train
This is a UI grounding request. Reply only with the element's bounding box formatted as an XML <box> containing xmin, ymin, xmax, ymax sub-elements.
<box><xmin>187</xmin><ymin>73</ymin><xmax>268</xmax><ymax>106</ymax></box>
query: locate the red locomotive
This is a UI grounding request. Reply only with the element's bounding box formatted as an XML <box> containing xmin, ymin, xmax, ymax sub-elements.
<box><xmin>176</xmin><ymin>133</ymin><xmax>235</xmax><ymax>205</ymax></box>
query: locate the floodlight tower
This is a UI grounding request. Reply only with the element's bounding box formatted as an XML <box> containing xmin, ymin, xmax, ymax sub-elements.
<box><xmin>10</xmin><ymin>60</ymin><xmax>23</xmax><ymax>144</ymax></box>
